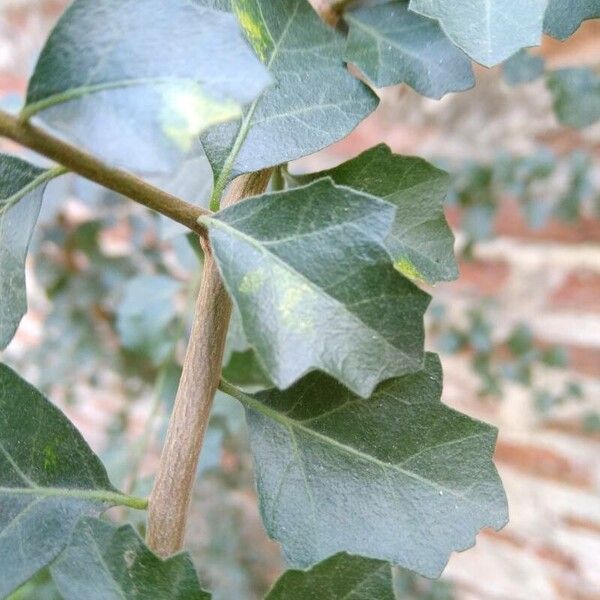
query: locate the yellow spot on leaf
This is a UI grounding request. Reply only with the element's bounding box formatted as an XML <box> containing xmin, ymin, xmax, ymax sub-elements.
<box><xmin>239</xmin><ymin>268</ymin><xmax>267</xmax><ymax>294</ymax></box>
<box><xmin>233</xmin><ymin>1</ymin><xmax>270</xmax><ymax>62</ymax></box>
<box><xmin>276</xmin><ymin>272</ymin><xmax>316</xmax><ymax>333</ymax></box>
<box><xmin>160</xmin><ymin>82</ymin><xmax>242</xmax><ymax>151</ymax></box>
<box><xmin>394</xmin><ymin>258</ymin><xmax>425</xmax><ymax>282</ymax></box>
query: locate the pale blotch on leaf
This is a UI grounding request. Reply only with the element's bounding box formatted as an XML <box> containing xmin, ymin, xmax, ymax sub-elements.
<box><xmin>233</xmin><ymin>1</ymin><xmax>271</xmax><ymax>62</ymax></box>
<box><xmin>277</xmin><ymin>276</ymin><xmax>315</xmax><ymax>334</ymax></box>
<box><xmin>160</xmin><ymin>83</ymin><xmax>242</xmax><ymax>151</ymax></box>
<box><xmin>239</xmin><ymin>268</ymin><xmax>267</xmax><ymax>294</ymax></box>
<box><xmin>394</xmin><ymin>258</ymin><xmax>425</xmax><ymax>283</ymax></box>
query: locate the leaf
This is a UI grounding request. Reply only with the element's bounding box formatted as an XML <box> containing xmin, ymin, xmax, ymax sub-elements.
<box><xmin>544</xmin><ymin>0</ymin><xmax>600</xmax><ymax>39</ymax></box>
<box><xmin>344</xmin><ymin>1</ymin><xmax>474</xmax><ymax>99</ymax></box>
<box><xmin>0</xmin><ymin>155</ymin><xmax>62</xmax><ymax>350</ymax></box>
<box><xmin>201</xmin><ymin>0</ymin><xmax>378</xmax><ymax>194</ymax></box>
<box><xmin>502</xmin><ymin>49</ymin><xmax>545</xmax><ymax>86</ymax></box>
<box><xmin>202</xmin><ymin>179</ymin><xmax>430</xmax><ymax>398</ymax></box>
<box><xmin>51</xmin><ymin>517</ymin><xmax>210</xmax><ymax>600</ymax></box>
<box><xmin>24</xmin><ymin>0</ymin><xmax>272</xmax><ymax>171</ymax></box>
<box><xmin>222</xmin><ymin>350</ymin><xmax>272</xmax><ymax>388</ymax></box>
<box><xmin>408</xmin><ymin>0</ymin><xmax>547</xmax><ymax>67</ymax></box>
<box><xmin>0</xmin><ymin>364</ymin><xmax>145</xmax><ymax>597</ymax></box>
<box><xmin>547</xmin><ymin>68</ymin><xmax>600</xmax><ymax>129</ymax></box>
<box><xmin>224</xmin><ymin>353</ymin><xmax>508</xmax><ymax>578</ymax></box>
<box><xmin>265</xmin><ymin>553</ymin><xmax>393</xmax><ymax>599</ymax></box>
<box><xmin>299</xmin><ymin>144</ymin><xmax>457</xmax><ymax>283</ymax></box>
<box><xmin>116</xmin><ymin>274</ymin><xmax>182</xmax><ymax>365</ymax></box>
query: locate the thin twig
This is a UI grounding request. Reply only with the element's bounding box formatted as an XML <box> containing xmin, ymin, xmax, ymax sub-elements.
<box><xmin>0</xmin><ymin>109</ymin><xmax>210</xmax><ymax>236</ymax></box>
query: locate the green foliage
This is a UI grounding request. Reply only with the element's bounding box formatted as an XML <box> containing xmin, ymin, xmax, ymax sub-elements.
<box><xmin>203</xmin><ymin>179</ymin><xmax>430</xmax><ymax>397</ymax></box>
<box><xmin>25</xmin><ymin>0</ymin><xmax>271</xmax><ymax>170</ymax></box>
<box><xmin>0</xmin><ymin>155</ymin><xmax>62</xmax><ymax>350</ymax></box>
<box><xmin>547</xmin><ymin>68</ymin><xmax>600</xmax><ymax>129</ymax></box>
<box><xmin>224</xmin><ymin>353</ymin><xmax>507</xmax><ymax>578</ymax></box>
<box><xmin>0</xmin><ymin>0</ymin><xmax>596</xmax><ymax>597</ymax></box>
<box><xmin>265</xmin><ymin>553</ymin><xmax>394</xmax><ymax>599</ymax></box>
<box><xmin>502</xmin><ymin>49</ymin><xmax>545</xmax><ymax>86</ymax></box>
<box><xmin>544</xmin><ymin>0</ymin><xmax>600</xmax><ymax>39</ymax></box>
<box><xmin>299</xmin><ymin>145</ymin><xmax>458</xmax><ymax>283</ymax></box>
<box><xmin>0</xmin><ymin>364</ymin><xmax>144</xmax><ymax>598</ymax></box>
<box><xmin>116</xmin><ymin>274</ymin><xmax>182</xmax><ymax>365</ymax></box>
<box><xmin>408</xmin><ymin>0</ymin><xmax>547</xmax><ymax>67</ymax></box>
<box><xmin>446</xmin><ymin>149</ymin><xmax>599</xmax><ymax>252</ymax></box>
<box><xmin>202</xmin><ymin>0</ymin><xmax>378</xmax><ymax>199</ymax></box>
<box><xmin>344</xmin><ymin>2</ymin><xmax>474</xmax><ymax>98</ymax></box>
<box><xmin>433</xmin><ymin>306</ymin><xmax>584</xmax><ymax>417</ymax></box>
<box><xmin>51</xmin><ymin>517</ymin><xmax>210</xmax><ymax>600</ymax></box>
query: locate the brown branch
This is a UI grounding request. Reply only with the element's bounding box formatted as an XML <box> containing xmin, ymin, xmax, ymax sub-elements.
<box><xmin>0</xmin><ymin>109</ymin><xmax>210</xmax><ymax>235</ymax></box>
<box><xmin>146</xmin><ymin>169</ymin><xmax>272</xmax><ymax>558</ymax></box>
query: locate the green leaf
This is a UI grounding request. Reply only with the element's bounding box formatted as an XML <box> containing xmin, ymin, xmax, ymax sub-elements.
<box><xmin>0</xmin><ymin>364</ymin><xmax>145</xmax><ymax>597</ymax></box>
<box><xmin>201</xmin><ymin>0</ymin><xmax>378</xmax><ymax>198</ymax></box>
<box><xmin>265</xmin><ymin>553</ymin><xmax>393</xmax><ymax>599</ymax></box>
<box><xmin>116</xmin><ymin>274</ymin><xmax>182</xmax><ymax>365</ymax></box>
<box><xmin>502</xmin><ymin>49</ymin><xmax>545</xmax><ymax>86</ymax></box>
<box><xmin>51</xmin><ymin>517</ymin><xmax>210</xmax><ymax>600</ymax></box>
<box><xmin>547</xmin><ymin>68</ymin><xmax>600</xmax><ymax>129</ymax></box>
<box><xmin>544</xmin><ymin>0</ymin><xmax>600</xmax><ymax>39</ymax></box>
<box><xmin>223</xmin><ymin>353</ymin><xmax>508</xmax><ymax>578</ymax></box>
<box><xmin>344</xmin><ymin>1</ymin><xmax>474</xmax><ymax>99</ymax></box>
<box><xmin>202</xmin><ymin>179</ymin><xmax>430</xmax><ymax>398</ymax></box>
<box><xmin>408</xmin><ymin>0</ymin><xmax>547</xmax><ymax>67</ymax></box>
<box><xmin>299</xmin><ymin>145</ymin><xmax>457</xmax><ymax>283</ymax></box>
<box><xmin>0</xmin><ymin>155</ymin><xmax>63</xmax><ymax>350</ymax></box>
<box><xmin>24</xmin><ymin>0</ymin><xmax>272</xmax><ymax>171</ymax></box>
<box><xmin>222</xmin><ymin>350</ymin><xmax>272</xmax><ymax>388</ymax></box>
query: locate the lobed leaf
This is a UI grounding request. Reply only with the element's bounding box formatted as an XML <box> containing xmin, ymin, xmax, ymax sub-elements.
<box><xmin>227</xmin><ymin>353</ymin><xmax>508</xmax><ymax>578</ymax></box>
<box><xmin>345</xmin><ymin>1</ymin><xmax>474</xmax><ymax>99</ymax></box>
<box><xmin>299</xmin><ymin>144</ymin><xmax>458</xmax><ymax>283</ymax></box>
<box><xmin>201</xmin><ymin>0</ymin><xmax>378</xmax><ymax>192</ymax></box>
<box><xmin>408</xmin><ymin>0</ymin><xmax>547</xmax><ymax>67</ymax></box>
<box><xmin>0</xmin><ymin>364</ymin><xmax>143</xmax><ymax>597</ymax></box>
<box><xmin>202</xmin><ymin>179</ymin><xmax>430</xmax><ymax>398</ymax></box>
<box><xmin>0</xmin><ymin>155</ymin><xmax>62</xmax><ymax>350</ymax></box>
<box><xmin>547</xmin><ymin>68</ymin><xmax>600</xmax><ymax>129</ymax></box>
<box><xmin>265</xmin><ymin>553</ymin><xmax>393</xmax><ymax>599</ymax></box>
<box><xmin>544</xmin><ymin>0</ymin><xmax>600</xmax><ymax>39</ymax></box>
<box><xmin>25</xmin><ymin>0</ymin><xmax>272</xmax><ymax>171</ymax></box>
<box><xmin>51</xmin><ymin>517</ymin><xmax>210</xmax><ymax>600</ymax></box>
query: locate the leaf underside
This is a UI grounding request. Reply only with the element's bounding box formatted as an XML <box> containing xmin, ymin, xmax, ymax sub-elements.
<box><xmin>408</xmin><ymin>0</ymin><xmax>547</xmax><ymax>67</ymax></box>
<box><xmin>0</xmin><ymin>154</ymin><xmax>52</xmax><ymax>350</ymax></box>
<box><xmin>242</xmin><ymin>353</ymin><xmax>508</xmax><ymax>578</ymax></box>
<box><xmin>25</xmin><ymin>0</ymin><xmax>271</xmax><ymax>171</ymax></box>
<box><xmin>204</xmin><ymin>179</ymin><xmax>430</xmax><ymax>398</ymax></box>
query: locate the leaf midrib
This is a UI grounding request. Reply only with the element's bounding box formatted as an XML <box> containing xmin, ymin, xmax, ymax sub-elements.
<box><xmin>224</xmin><ymin>382</ymin><xmax>488</xmax><ymax>505</ymax></box>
